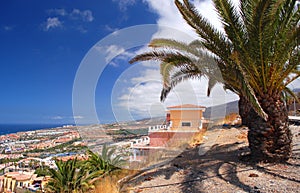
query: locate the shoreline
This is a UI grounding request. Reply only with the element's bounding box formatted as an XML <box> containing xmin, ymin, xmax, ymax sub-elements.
<box><xmin>0</xmin><ymin>123</ymin><xmax>75</xmax><ymax>136</ymax></box>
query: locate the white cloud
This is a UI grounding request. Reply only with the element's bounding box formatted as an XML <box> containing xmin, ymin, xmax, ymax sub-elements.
<box><xmin>51</xmin><ymin>116</ymin><xmax>63</xmax><ymax>120</ymax></box>
<box><xmin>47</xmin><ymin>8</ymin><xmax>94</xmax><ymax>22</ymax></box>
<box><xmin>51</xmin><ymin>115</ymin><xmax>84</xmax><ymax>120</ymax></box>
<box><xmin>71</xmin><ymin>9</ymin><xmax>94</xmax><ymax>22</ymax></box>
<box><xmin>112</xmin><ymin>66</ymin><xmax>164</xmax><ymax>120</ymax></box>
<box><xmin>112</xmin><ymin>0</ymin><xmax>136</xmax><ymax>11</ymax></box>
<box><xmin>43</xmin><ymin>8</ymin><xmax>94</xmax><ymax>33</ymax></box>
<box><xmin>145</xmin><ymin>0</ymin><xmax>196</xmax><ymax>39</ymax></box>
<box><xmin>104</xmin><ymin>25</ymin><xmax>119</xmax><ymax>32</ymax></box>
<box><xmin>105</xmin><ymin>45</ymin><xmax>125</xmax><ymax>63</ymax></box>
<box><xmin>3</xmin><ymin>25</ymin><xmax>14</xmax><ymax>31</ymax></box>
<box><xmin>114</xmin><ymin>66</ymin><xmax>239</xmax><ymax>120</ymax></box>
<box><xmin>111</xmin><ymin>0</ymin><xmax>240</xmax><ymax>120</ymax></box>
<box><xmin>73</xmin><ymin>116</ymin><xmax>84</xmax><ymax>119</ymax></box>
<box><xmin>44</xmin><ymin>17</ymin><xmax>63</xmax><ymax>31</ymax></box>
<box><xmin>76</xmin><ymin>26</ymin><xmax>88</xmax><ymax>34</ymax></box>
<box><xmin>143</xmin><ymin>0</ymin><xmax>240</xmax><ymax>39</ymax></box>
<box><xmin>95</xmin><ymin>45</ymin><xmax>134</xmax><ymax>67</ymax></box>
<box><xmin>47</xmin><ymin>8</ymin><xmax>67</xmax><ymax>16</ymax></box>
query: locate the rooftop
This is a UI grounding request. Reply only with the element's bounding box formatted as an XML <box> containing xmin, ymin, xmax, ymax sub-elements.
<box><xmin>167</xmin><ymin>104</ymin><xmax>206</xmax><ymax>110</ymax></box>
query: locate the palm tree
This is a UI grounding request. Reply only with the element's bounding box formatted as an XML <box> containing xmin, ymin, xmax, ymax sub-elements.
<box><xmin>130</xmin><ymin>0</ymin><xmax>299</xmax><ymax>162</ymax></box>
<box><xmin>46</xmin><ymin>158</ymin><xmax>93</xmax><ymax>193</ymax></box>
<box><xmin>85</xmin><ymin>145</ymin><xmax>125</xmax><ymax>181</ymax></box>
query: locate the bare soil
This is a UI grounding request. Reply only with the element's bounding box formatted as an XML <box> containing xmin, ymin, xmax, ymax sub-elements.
<box><xmin>122</xmin><ymin>126</ymin><xmax>300</xmax><ymax>193</ymax></box>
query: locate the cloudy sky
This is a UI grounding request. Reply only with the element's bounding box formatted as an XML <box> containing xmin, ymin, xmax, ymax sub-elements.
<box><xmin>0</xmin><ymin>0</ymin><xmax>274</xmax><ymax>124</ymax></box>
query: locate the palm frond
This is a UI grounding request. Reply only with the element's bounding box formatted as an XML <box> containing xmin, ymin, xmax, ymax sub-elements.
<box><xmin>160</xmin><ymin>66</ymin><xmax>202</xmax><ymax>101</ymax></box>
<box><xmin>231</xmin><ymin>51</ymin><xmax>268</xmax><ymax>120</ymax></box>
<box><xmin>130</xmin><ymin>0</ymin><xmax>299</xmax><ymax>122</ymax></box>
<box><xmin>283</xmin><ymin>86</ymin><xmax>300</xmax><ymax>104</ymax></box>
<box><xmin>175</xmin><ymin>0</ymin><xmax>232</xmax><ymax>62</ymax></box>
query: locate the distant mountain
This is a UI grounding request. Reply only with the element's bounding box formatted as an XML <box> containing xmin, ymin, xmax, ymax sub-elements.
<box><xmin>130</xmin><ymin>101</ymin><xmax>240</xmax><ymax>123</ymax></box>
<box><xmin>292</xmin><ymin>88</ymin><xmax>300</xmax><ymax>93</ymax></box>
<box><xmin>124</xmin><ymin>117</ymin><xmax>166</xmax><ymax>127</ymax></box>
<box><xmin>204</xmin><ymin>100</ymin><xmax>239</xmax><ymax>120</ymax></box>
<box><xmin>131</xmin><ymin>101</ymin><xmax>240</xmax><ymax>123</ymax></box>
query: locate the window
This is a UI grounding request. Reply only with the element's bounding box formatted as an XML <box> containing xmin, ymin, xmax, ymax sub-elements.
<box><xmin>181</xmin><ymin>122</ymin><xmax>191</xmax><ymax>127</ymax></box>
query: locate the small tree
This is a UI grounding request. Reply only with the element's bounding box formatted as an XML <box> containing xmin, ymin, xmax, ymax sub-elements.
<box><xmin>46</xmin><ymin>158</ymin><xmax>93</xmax><ymax>193</ymax></box>
<box><xmin>84</xmin><ymin>145</ymin><xmax>126</xmax><ymax>183</ymax></box>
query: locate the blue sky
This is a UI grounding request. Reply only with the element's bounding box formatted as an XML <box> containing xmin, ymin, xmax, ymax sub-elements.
<box><xmin>5</xmin><ymin>0</ymin><xmax>295</xmax><ymax>125</ymax></box>
<box><xmin>0</xmin><ymin>0</ymin><xmax>249</xmax><ymax>125</ymax></box>
<box><xmin>0</xmin><ymin>0</ymin><xmax>158</xmax><ymax>124</ymax></box>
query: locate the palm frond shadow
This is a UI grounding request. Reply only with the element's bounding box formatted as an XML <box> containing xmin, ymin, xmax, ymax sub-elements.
<box><xmin>124</xmin><ymin>142</ymin><xmax>300</xmax><ymax>193</ymax></box>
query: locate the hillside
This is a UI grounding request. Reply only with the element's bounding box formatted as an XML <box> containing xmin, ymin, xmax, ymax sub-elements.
<box><xmin>204</xmin><ymin>100</ymin><xmax>239</xmax><ymax>120</ymax></box>
<box><xmin>123</xmin><ymin>126</ymin><xmax>300</xmax><ymax>193</ymax></box>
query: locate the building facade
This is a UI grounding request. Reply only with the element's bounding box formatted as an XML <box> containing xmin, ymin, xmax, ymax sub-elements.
<box><xmin>166</xmin><ymin>104</ymin><xmax>206</xmax><ymax>131</ymax></box>
<box><xmin>149</xmin><ymin>104</ymin><xmax>208</xmax><ymax>147</ymax></box>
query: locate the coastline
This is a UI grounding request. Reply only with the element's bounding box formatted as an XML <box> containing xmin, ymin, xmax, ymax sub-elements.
<box><xmin>0</xmin><ymin>123</ymin><xmax>72</xmax><ymax>136</ymax></box>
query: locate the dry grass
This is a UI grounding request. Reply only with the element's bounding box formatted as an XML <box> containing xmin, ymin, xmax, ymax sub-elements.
<box><xmin>223</xmin><ymin>113</ymin><xmax>239</xmax><ymax>124</ymax></box>
<box><xmin>190</xmin><ymin>130</ymin><xmax>206</xmax><ymax>147</ymax></box>
<box><xmin>93</xmin><ymin>169</ymin><xmax>137</xmax><ymax>193</ymax></box>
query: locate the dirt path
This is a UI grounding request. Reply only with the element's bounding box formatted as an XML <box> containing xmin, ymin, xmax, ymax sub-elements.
<box><xmin>122</xmin><ymin>126</ymin><xmax>300</xmax><ymax>193</ymax></box>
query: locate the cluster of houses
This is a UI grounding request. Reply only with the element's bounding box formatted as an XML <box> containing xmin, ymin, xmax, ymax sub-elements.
<box><xmin>0</xmin><ymin>127</ymin><xmax>83</xmax><ymax>192</ymax></box>
<box><xmin>0</xmin><ymin>129</ymin><xmax>80</xmax><ymax>154</ymax></box>
<box><xmin>0</xmin><ymin>157</ymin><xmax>54</xmax><ymax>192</ymax></box>
<box><xmin>0</xmin><ymin>104</ymin><xmax>211</xmax><ymax>191</ymax></box>
<box><xmin>0</xmin><ymin>171</ymin><xmax>49</xmax><ymax>192</ymax></box>
<box><xmin>0</xmin><ymin>155</ymin><xmax>89</xmax><ymax>192</ymax></box>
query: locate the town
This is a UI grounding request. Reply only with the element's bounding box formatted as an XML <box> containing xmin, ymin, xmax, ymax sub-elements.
<box><xmin>0</xmin><ymin>125</ymin><xmax>86</xmax><ymax>192</ymax></box>
<box><xmin>0</xmin><ymin>104</ymin><xmax>218</xmax><ymax>192</ymax></box>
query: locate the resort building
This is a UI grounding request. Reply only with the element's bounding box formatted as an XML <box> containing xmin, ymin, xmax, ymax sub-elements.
<box><xmin>2</xmin><ymin>171</ymin><xmax>33</xmax><ymax>192</ymax></box>
<box><xmin>127</xmin><ymin>104</ymin><xmax>209</xmax><ymax>163</ymax></box>
<box><xmin>0</xmin><ymin>176</ymin><xmax>3</xmax><ymax>192</ymax></box>
<box><xmin>166</xmin><ymin>104</ymin><xmax>207</xmax><ymax>131</ymax></box>
<box><xmin>149</xmin><ymin>104</ymin><xmax>208</xmax><ymax>147</ymax></box>
<box><xmin>1</xmin><ymin>171</ymin><xmax>49</xmax><ymax>192</ymax></box>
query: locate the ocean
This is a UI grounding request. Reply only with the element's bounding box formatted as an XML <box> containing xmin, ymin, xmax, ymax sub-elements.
<box><xmin>0</xmin><ymin>124</ymin><xmax>68</xmax><ymax>135</ymax></box>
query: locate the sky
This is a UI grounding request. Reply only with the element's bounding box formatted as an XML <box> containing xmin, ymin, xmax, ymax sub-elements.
<box><xmin>2</xmin><ymin>0</ymin><xmax>296</xmax><ymax>125</ymax></box>
<box><xmin>0</xmin><ymin>0</ymin><xmax>157</xmax><ymax>124</ymax></box>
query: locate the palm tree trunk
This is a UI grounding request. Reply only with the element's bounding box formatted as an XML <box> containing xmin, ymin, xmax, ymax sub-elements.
<box><xmin>247</xmin><ymin>95</ymin><xmax>292</xmax><ymax>162</ymax></box>
<box><xmin>238</xmin><ymin>96</ymin><xmax>252</xmax><ymax>126</ymax></box>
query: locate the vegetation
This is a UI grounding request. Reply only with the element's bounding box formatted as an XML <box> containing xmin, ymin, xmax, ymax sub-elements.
<box><xmin>45</xmin><ymin>158</ymin><xmax>93</xmax><ymax>193</ymax></box>
<box><xmin>25</xmin><ymin>138</ymin><xmax>87</xmax><ymax>154</ymax></box>
<box><xmin>0</xmin><ymin>157</ymin><xmax>22</xmax><ymax>164</ymax></box>
<box><xmin>35</xmin><ymin>165</ymin><xmax>52</xmax><ymax>177</ymax></box>
<box><xmin>107</xmin><ymin>128</ymin><xmax>148</xmax><ymax>136</ymax></box>
<box><xmin>84</xmin><ymin>145</ymin><xmax>126</xmax><ymax>183</ymax></box>
<box><xmin>130</xmin><ymin>0</ymin><xmax>299</xmax><ymax>162</ymax></box>
<box><xmin>45</xmin><ymin>145</ymin><xmax>126</xmax><ymax>192</ymax></box>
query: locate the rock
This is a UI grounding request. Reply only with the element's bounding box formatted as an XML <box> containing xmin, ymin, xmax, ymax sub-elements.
<box><xmin>249</xmin><ymin>173</ymin><xmax>259</xmax><ymax>177</ymax></box>
<box><xmin>144</xmin><ymin>176</ymin><xmax>153</xmax><ymax>181</ymax></box>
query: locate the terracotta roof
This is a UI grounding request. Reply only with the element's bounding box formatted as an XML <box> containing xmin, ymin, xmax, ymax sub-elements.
<box><xmin>167</xmin><ymin>104</ymin><xmax>206</xmax><ymax>109</ymax></box>
<box><xmin>14</xmin><ymin>174</ymin><xmax>32</xmax><ymax>181</ymax></box>
<box><xmin>5</xmin><ymin>172</ymin><xmax>20</xmax><ymax>177</ymax></box>
<box><xmin>34</xmin><ymin>176</ymin><xmax>45</xmax><ymax>181</ymax></box>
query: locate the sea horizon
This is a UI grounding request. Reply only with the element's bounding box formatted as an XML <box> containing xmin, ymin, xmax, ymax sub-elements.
<box><xmin>0</xmin><ymin>123</ymin><xmax>73</xmax><ymax>136</ymax></box>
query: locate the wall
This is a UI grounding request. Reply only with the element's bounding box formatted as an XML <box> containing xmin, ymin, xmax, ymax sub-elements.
<box><xmin>170</xmin><ymin>109</ymin><xmax>203</xmax><ymax>131</ymax></box>
<box><xmin>149</xmin><ymin>132</ymin><xmax>197</xmax><ymax>147</ymax></box>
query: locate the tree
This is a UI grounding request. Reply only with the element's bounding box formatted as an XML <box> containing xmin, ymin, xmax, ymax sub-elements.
<box><xmin>46</xmin><ymin>158</ymin><xmax>93</xmax><ymax>193</ymax></box>
<box><xmin>35</xmin><ymin>165</ymin><xmax>51</xmax><ymax>177</ymax></box>
<box><xmin>130</xmin><ymin>0</ymin><xmax>299</xmax><ymax>162</ymax></box>
<box><xmin>84</xmin><ymin>145</ymin><xmax>126</xmax><ymax>183</ymax></box>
